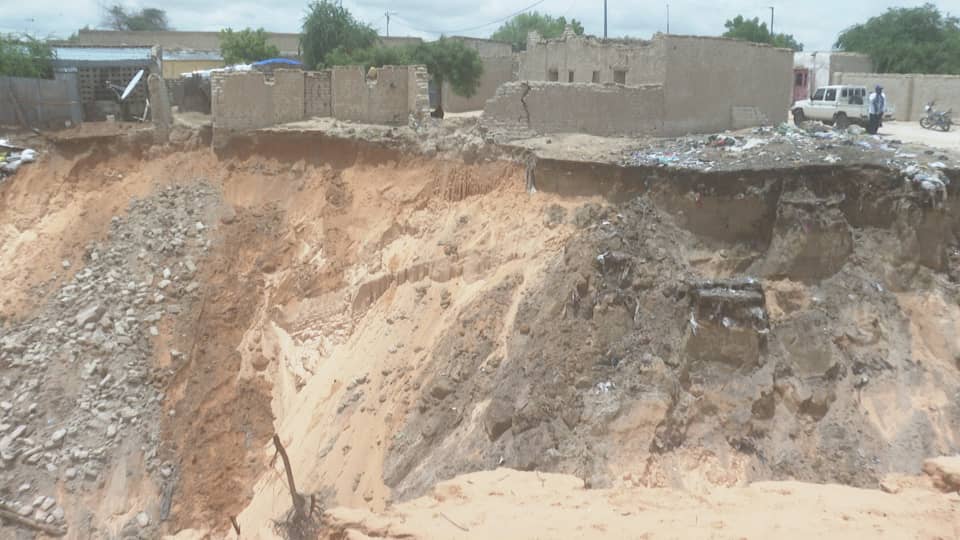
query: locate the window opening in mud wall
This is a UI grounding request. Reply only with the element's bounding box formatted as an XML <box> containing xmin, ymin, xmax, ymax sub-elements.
<box><xmin>548</xmin><ymin>68</ymin><xmax>559</xmax><ymax>81</ymax></box>
<box><xmin>614</xmin><ymin>69</ymin><xmax>627</xmax><ymax>85</ymax></box>
<box><xmin>568</xmin><ymin>70</ymin><xmax>574</xmax><ymax>82</ymax></box>
<box><xmin>592</xmin><ymin>71</ymin><xmax>600</xmax><ymax>83</ymax></box>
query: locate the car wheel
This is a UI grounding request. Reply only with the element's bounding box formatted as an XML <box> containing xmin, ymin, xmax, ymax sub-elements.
<box><xmin>793</xmin><ymin>109</ymin><xmax>805</xmax><ymax>126</ymax></box>
<box><xmin>834</xmin><ymin>113</ymin><xmax>849</xmax><ymax>129</ymax></box>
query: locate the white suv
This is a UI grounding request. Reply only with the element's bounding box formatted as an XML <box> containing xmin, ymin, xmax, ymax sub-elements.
<box><xmin>792</xmin><ymin>85</ymin><xmax>894</xmax><ymax>128</ymax></box>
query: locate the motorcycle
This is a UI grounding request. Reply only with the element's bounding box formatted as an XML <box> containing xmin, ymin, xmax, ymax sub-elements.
<box><xmin>920</xmin><ymin>101</ymin><xmax>952</xmax><ymax>131</ymax></box>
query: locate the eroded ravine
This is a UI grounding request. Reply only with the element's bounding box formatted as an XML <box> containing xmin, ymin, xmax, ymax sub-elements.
<box><xmin>1</xmin><ymin>131</ymin><xmax>958</xmax><ymax>538</ymax></box>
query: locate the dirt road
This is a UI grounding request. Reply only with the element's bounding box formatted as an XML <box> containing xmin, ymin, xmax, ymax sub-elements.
<box><xmin>880</xmin><ymin>120</ymin><xmax>960</xmax><ymax>152</ymax></box>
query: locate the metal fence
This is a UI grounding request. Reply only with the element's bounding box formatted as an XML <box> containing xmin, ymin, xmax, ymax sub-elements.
<box><xmin>0</xmin><ymin>69</ymin><xmax>83</xmax><ymax>129</ymax></box>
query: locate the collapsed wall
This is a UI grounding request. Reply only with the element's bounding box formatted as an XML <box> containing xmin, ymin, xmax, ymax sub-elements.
<box><xmin>482</xmin><ymin>81</ymin><xmax>665</xmax><ymax>140</ymax></box>
<box><xmin>212</xmin><ymin>65</ymin><xmax>429</xmax><ymax>138</ymax></box>
<box><xmin>836</xmin><ymin>72</ymin><xmax>960</xmax><ymax>121</ymax></box>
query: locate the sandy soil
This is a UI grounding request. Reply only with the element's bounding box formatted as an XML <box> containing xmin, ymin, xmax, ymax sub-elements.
<box><xmin>319</xmin><ymin>468</ymin><xmax>960</xmax><ymax>539</ymax></box>
<box><xmin>881</xmin><ymin>120</ymin><xmax>960</xmax><ymax>152</ymax></box>
<box><xmin>3</xmin><ymin>123</ymin><xmax>960</xmax><ymax>540</ymax></box>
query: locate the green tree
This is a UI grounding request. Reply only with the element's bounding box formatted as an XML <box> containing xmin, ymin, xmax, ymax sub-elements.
<box><xmin>490</xmin><ymin>12</ymin><xmax>584</xmax><ymax>51</ymax></box>
<box><xmin>0</xmin><ymin>34</ymin><xmax>55</xmax><ymax>78</ymax></box>
<box><xmin>835</xmin><ymin>4</ymin><xmax>960</xmax><ymax>74</ymax></box>
<box><xmin>324</xmin><ymin>44</ymin><xmax>413</xmax><ymax>69</ymax></box>
<box><xmin>412</xmin><ymin>38</ymin><xmax>484</xmax><ymax>99</ymax></box>
<box><xmin>220</xmin><ymin>28</ymin><xmax>281</xmax><ymax>65</ymax></box>
<box><xmin>301</xmin><ymin>0</ymin><xmax>377</xmax><ymax>68</ymax></box>
<box><xmin>722</xmin><ymin>15</ymin><xmax>803</xmax><ymax>51</ymax></box>
<box><xmin>102</xmin><ymin>5</ymin><xmax>170</xmax><ymax>31</ymax></box>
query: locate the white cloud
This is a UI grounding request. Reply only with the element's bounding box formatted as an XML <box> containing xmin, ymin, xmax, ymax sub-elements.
<box><xmin>0</xmin><ymin>0</ymin><xmax>932</xmax><ymax>51</ymax></box>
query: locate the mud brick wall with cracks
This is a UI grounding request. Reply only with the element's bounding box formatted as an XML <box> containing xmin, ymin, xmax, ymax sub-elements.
<box><xmin>836</xmin><ymin>72</ymin><xmax>960</xmax><ymax>121</ymax></box>
<box><xmin>211</xmin><ymin>69</ymin><xmax>303</xmax><ymax>133</ymax></box>
<box><xmin>482</xmin><ymin>81</ymin><xmax>666</xmax><ymax>139</ymax></box>
<box><xmin>304</xmin><ymin>70</ymin><xmax>332</xmax><ymax>118</ymax></box>
<box><xmin>330</xmin><ymin>65</ymin><xmax>428</xmax><ymax>125</ymax></box>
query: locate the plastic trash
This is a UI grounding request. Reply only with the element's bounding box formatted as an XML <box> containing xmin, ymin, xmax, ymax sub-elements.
<box><xmin>20</xmin><ymin>149</ymin><xmax>36</xmax><ymax>163</ymax></box>
<box><xmin>1</xmin><ymin>159</ymin><xmax>22</xmax><ymax>173</ymax></box>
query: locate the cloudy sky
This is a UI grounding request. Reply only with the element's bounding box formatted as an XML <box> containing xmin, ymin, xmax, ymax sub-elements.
<box><xmin>0</xmin><ymin>0</ymin><xmax>949</xmax><ymax>51</ymax></box>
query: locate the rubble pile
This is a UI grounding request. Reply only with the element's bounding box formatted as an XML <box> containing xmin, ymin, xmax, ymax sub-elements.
<box><xmin>621</xmin><ymin>122</ymin><xmax>953</xmax><ymax>173</ymax></box>
<box><xmin>0</xmin><ymin>183</ymin><xmax>218</xmax><ymax>535</ymax></box>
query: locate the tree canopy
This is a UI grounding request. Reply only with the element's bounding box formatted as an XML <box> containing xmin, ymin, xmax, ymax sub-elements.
<box><xmin>102</xmin><ymin>5</ymin><xmax>170</xmax><ymax>31</ymax></box>
<box><xmin>0</xmin><ymin>34</ymin><xmax>54</xmax><ymax>79</ymax></box>
<box><xmin>301</xmin><ymin>0</ymin><xmax>377</xmax><ymax>69</ymax></box>
<box><xmin>722</xmin><ymin>15</ymin><xmax>803</xmax><ymax>51</ymax></box>
<box><xmin>835</xmin><ymin>4</ymin><xmax>960</xmax><ymax>74</ymax></box>
<box><xmin>490</xmin><ymin>12</ymin><xmax>584</xmax><ymax>51</ymax></box>
<box><xmin>220</xmin><ymin>28</ymin><xmax>281</xmax><ymax>65</ymax></box>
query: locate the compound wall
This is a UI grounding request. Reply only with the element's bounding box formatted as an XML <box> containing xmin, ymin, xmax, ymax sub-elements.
<box><xmin>304</xmin><ymin>70</ymin><xmax>332</xmax><ymax>118</ymax></box>
<box><xmin>71</xmin><ymin>29</ymin><xmax>301</xmax><ymax>56</ymax></box>
<box><xmin>331</xmin><ymin>66</ymin><xmax>425</xmax><ymax>125</ymax></box>
<box><xmin>661</xmin><ymin>35</ymin><xmax>792</xmax><ymax>134</ymax></box>
<box><xmin>836</xmin><ymin>72</ymin><xmax>960</xmax><ymax>121</ymax></box>
<box><xmin>212</xmin><ymin>65</ymin><xmax>429</xmax><ymax>134</ymax></box>
<box><xmin>442</xmin><ymin>56</ymin><xmax>516</xmax><ymax>112</ymax></box>
<box><xmin>514</xmin><ymin>32</ymin><xmax>791</xmax><ymax>135</ymax></box>
<box><xmin>211</xmin><ymin>69</ymin><xmax>304</xmax><ymax>132</ymax></box>
<box><xmin>482</xmin><ymin>81</ymin><xmax>665</xmax><ymax>140</ymax></box>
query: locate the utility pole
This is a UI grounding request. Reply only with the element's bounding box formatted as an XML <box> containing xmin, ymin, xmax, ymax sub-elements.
<box><xmin>604</xmin><ymin>0</ymin><xmax>608</xmax><ymax>39</ymax></box>
<box><xmin>384</xmin><ymin>11</ymin><xmax>397</xmax><ymax>37</ymax></box>
<box><xmin>666</xmin><ymin>4</ymin><xmax>670</xmax><ymax>34</ymax></box>
<box><xmin>769</xmin><ymin>6</ymin><xmax>775</xmax><ymax>36</ymax></box>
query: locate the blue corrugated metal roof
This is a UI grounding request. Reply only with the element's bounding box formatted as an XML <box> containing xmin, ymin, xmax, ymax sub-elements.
<box><xmin>53</xmin><ymin>47</ymin><xmax>152</xmax><ymax>62</ymax></box>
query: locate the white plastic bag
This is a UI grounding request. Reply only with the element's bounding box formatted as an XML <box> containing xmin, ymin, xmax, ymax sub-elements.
<box><xmin>20</xmin><ymin>149</ymin><xmax>36</xmax><ymax>163</ymax></box>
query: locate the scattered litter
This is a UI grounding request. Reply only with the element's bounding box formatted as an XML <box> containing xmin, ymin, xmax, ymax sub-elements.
<box><xmin>0</xmin><ymin>142</ymin><xmax>39</xmax><ymax>182</ymax></box>
<box><xmin>930</xmin><ymin>161</ymin><xmax>946</xmax><ymax>169</ymax></box>
<box><xmin>595</xmin><ymin>381</ymin><xmax>615</xmax><ymax>394</ymax></box>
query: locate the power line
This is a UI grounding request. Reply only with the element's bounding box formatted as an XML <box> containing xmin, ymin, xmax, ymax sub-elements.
<box><xmin>391</xmin><ymin>0</ymin><xmax>550</xmax><ymax>35</ymax></box>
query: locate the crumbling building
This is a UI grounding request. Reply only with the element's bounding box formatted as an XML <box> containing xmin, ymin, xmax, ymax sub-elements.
<box><xmin>484</xmin><ymin>29</ymin><xmax>793</xmax><ymax>138</ymax></box>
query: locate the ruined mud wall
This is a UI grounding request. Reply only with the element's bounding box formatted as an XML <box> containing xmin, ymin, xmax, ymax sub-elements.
<box><xmin>482</xmin><ymin>81</ymin><xmax>665</xmax><ymax>139</ymax></box>
<box><xmin>661</xmin><ymin>36</ymin><xmax>791</xmax><ymax>134</ymax></box>
<box><xmin>836</xmin><ymin>72</ymin><xmax>960</xmax><ymax>121</ymax></box>
<box><xmin>442</xmin><ymin>56</ymin><xmax>516</xmax><ymax>112</ymax></box>
<box><xmin>520</xmin><ymin>30</ymin><xmax>665</xmax><ymax>85</ymax></box>
<box><xmin>304</xmin><ymin>70</ymin><xmax>332</xmax><ymax>118</ymax></box>
<box><xmin>331</xmin><ymin>65</ymin><xmax>428</xmax><ymax>125</ymax></box>
<box><xmin>211</xmin><ymin>69</ymin><xmax>304</xmax><ymax>132</ymax></box>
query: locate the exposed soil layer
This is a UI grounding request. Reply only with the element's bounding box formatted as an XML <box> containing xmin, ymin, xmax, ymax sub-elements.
<box><xmin>383</xmin><ymin>162</ymin><xmax>960</xmax><ymax>500</ymax></box>
<box><xmin>2</xmin><ymin>128</ymin><xmax>959</xmax><ymax>539</ymax></box>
